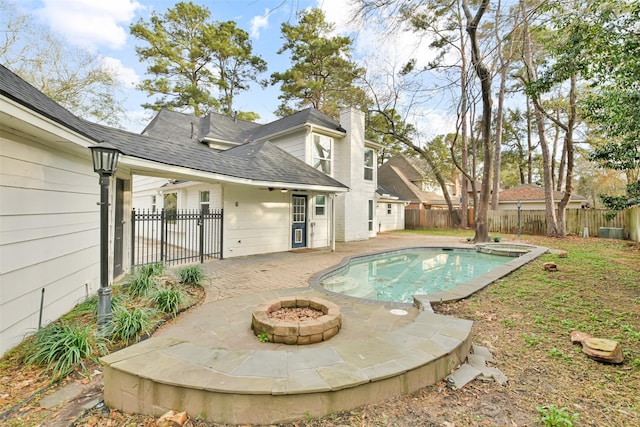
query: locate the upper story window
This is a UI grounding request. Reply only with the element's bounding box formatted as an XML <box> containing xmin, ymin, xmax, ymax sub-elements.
<box><xmin>387</xmin><ymin>203</ymin><xmax>392</xmax><ymax>214</ymax></box>
<box><xmin>313</xmin><ymin>135</ymin><xmax>332</xmax><ymax>175</ymax></box>
<box><xmin>200</xmin><ymin>190</ymin><xmax>210</xmax><ymax>213</ymax></box>
<box><xmin>151</xmin><ymin>195</ymin><xmax>157</xmax><ymax>212</ymax></box>
<box><xmin>364</xmin><ymin>148</ymin><xmax>374</xmax><ymax>181</ymax></box>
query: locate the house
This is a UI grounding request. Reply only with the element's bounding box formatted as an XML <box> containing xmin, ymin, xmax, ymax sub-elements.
<box><xmin>498</xmin><ymin>184</ymin><xmax>588</xmax><ymax>210</ymax></box>
<box><xmin>0</xmin><ymin>64</ymin><xmax>374</xmax><ymax>355</ymax></box>
<box><xmin>376</xmin><ymin>184</ymin><xmax>408</xmax><ymax>232</ymax></box>
<box><xmin>132</xmin><ymin>107</ymin><xmax>382</xmax><ymax>256</ymax></box>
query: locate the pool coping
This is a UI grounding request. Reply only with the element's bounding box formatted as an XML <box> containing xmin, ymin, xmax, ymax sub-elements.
<box><xmin>309</xmin><ymin>243</ymin><xmax>549</xmax><ymax>307</ymax></box>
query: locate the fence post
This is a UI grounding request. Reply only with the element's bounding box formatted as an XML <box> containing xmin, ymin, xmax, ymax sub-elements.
<box><xmin>160</xmin><ymin>209</ymin><xmax>165</xmax><ymax>262</ymax></box>
<box><xmin>130</xmin><ymin>208</ymin><xmax>136</xmax><ymax>268</ymax></box>
<box><xmin>199</xmin><ymin>209</ymin><xmax>205</xmax><ymax>263</ymax></box>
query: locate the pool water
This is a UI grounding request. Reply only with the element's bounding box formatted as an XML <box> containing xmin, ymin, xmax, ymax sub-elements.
<box><xmin>320</xmin><ymin>248</ymin><xmax>513</xmax><ymax>303</ymax></box>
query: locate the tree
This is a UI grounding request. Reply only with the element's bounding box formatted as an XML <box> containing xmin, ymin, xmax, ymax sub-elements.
<box><xmin>563</xmin><ymin>0</ymin><xmax>640</xmax><ymax>215</ymax></box>
<box><xmin>130</xmin><ymin>1</ymin><xmax>265</xmax><ymax>118</ymax></box>
<box><xmin>270</xmin><ymin>8</ymin><xmax>368</xmax><ymax>119</ymax></box>
<box><xmin>462</xmin><ymin>0</ymin><xmax>493</xmax><ymax>242</ymax></box>
<box><xmin>0</xmin><ymin>0</ymin><xmax>124</xmax><ymax>127</ymax></box>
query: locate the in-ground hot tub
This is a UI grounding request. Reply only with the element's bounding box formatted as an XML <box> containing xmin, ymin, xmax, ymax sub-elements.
<box><xmin>251</xmin><ymin>296</ymin><xmax>341</xmax><ymax>344</ymax></box>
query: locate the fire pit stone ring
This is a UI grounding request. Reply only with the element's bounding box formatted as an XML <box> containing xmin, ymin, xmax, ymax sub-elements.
<box><xmin>251</xmin><ymin>296</ymin><xmax>342</xmax><ymax>345</ymax></box>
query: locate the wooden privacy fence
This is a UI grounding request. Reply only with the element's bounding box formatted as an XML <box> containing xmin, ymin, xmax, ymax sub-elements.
<box><xmin>411</xmin><ymin>208</ymin><xmax>628</xmax><ymax>237</ymax></box>
<box><xmin>487</xmin><ymin>209</ymin><xmax>628</xmax><ymax>237</ymax></box>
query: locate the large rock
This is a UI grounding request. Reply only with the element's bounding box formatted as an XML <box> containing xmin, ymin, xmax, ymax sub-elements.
<box><xmin>581</xmin><ymin>338</ymin><xmax>624</xmax><ymax>364</ymax></box>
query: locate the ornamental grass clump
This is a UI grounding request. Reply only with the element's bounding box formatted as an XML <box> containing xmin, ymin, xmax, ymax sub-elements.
<box><xmin>126</xmin><ymin>270</ymin><xmax>157</xmax><ymax>298</ymax></box>
<box><xmin>176</xmin><ymin>265</ymin><xmax>204</xmax><ymax>285</ymax></box>
<box><xmin>110</xmin><ymin>305</ymin><xmax>153</xmax><ymax>342</ymax></box>
<box><xmin>152</xmin><ymin>286</ymin><xmax>184</xmax><ymax>316</ymax></box>
<box><xmin>136</xmin><ymin>262</ymin><xmax>165</xmax><ymax>277</ymax></box>
<box><xmin>26</xmin><ymin>323</ymin><xmax>105</xmax><ymax>382</ymax></box>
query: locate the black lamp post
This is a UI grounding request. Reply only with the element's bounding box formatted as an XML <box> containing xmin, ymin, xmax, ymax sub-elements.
<box><xmin>89</xmin><ymin>142</ymin><xmax>121</xmax><ymax>331</ymax></box>
<box><xmin>516</xmin><ymin>200</ymin><xmax>522</xmax><ymax>239</ymax></box>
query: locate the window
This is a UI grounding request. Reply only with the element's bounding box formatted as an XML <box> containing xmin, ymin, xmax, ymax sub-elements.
<box><xmin>200</xmin><ymin>190</ymin><xmax>210</xmax><ymax>213</ymax></box>
<box><xmin>151</xmin><ymin>195</ymin><xmax>157</xmax><ymax>212</ymax></box>
<box><xmin>315</xmin><ymin>195</ymin><xmax>326</xmax><ymax>216</ymax></box>
<box><xmin>164</xmin><ymin>193</ymin><xmax>177</xmax><ymax>223</ymax></box>
<box><xmin>368</xmin><ymin>200</ymin><xmax>374</xmax><ymax>231</ymax></box>
<box><xmin>313</xmin><ymin>135</ymin><xmax>332</xmax><ymax>174</ymax></box>
<box><xmin>387</xmin><ymin>203</ymin><xmax>392</xmax><ymax>215</ymax></box>
<box><xmin>364</xmin><ymin>148</ymin><xmax>374</xmax><ymax>180</ymax></box>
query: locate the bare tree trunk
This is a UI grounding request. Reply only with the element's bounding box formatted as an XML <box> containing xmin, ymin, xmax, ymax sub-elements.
<box><xmin>526</xmin><ymin>96</ymin><xmax>533</xmax><ymax>184</ymax></box>
<box><xmin>463</xmin><ymin>0</ymin><xmax>492</xmax><ymax>243</ymax></box>
<box><xmin>521</xmin><ymin>2</ymin><xmax>559</xmax><ymax>236</ymax></box>
<box><xmin>556</xmin><ymin>74</ymin><xmax>577</xmax><ymax>237</ymax></box>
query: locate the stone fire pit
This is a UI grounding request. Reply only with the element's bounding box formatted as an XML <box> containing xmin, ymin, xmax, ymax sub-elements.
<box><xmin>251</xmin><ymin>297</ymin><xmax>341</xmax><ymax>345</ymax></box>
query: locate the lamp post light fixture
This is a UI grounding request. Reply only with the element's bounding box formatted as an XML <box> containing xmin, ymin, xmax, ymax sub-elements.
<box><xmin>89</xmin><ymin>142</ymin><xmax>121</xmax><ymax>331</ymax></box>
<box><xmin>516</xmin><ymin>200</ymin><xmax>522</xmax><ymax>239</ymax></box>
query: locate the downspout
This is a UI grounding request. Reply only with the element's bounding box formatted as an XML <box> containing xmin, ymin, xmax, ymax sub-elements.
<box><xmin>331</xmin><ymin>193</ymin><xmax>336</xmax><ymax>252</ymax></box>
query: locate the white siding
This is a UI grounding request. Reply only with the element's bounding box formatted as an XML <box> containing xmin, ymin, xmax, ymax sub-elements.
<box><xmin>0</xmin><ymin>134</ymin><xmax>101</xmax><ymax>355</ymax></box>
<box><xmin>223</xmin><ymin>185</ymin><xmax>292</xmax><ymax>257</ymax></box>
<box><xmin>377</xmin><ymin>201</ymin><xmax>405</xmax><ymax>232</ymax></box>
<box><xmin>268</xmin><ymin>131</ymin><xmax>307</xmax><ymax>163</ymax></box>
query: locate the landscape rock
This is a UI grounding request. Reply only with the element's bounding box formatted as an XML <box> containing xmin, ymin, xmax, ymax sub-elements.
<box><xmin>156</xmin><ymin>410</ymin><xmax>188</xmax><ymax>427</ymax></box>
<box><xmin>570</xmin><ymin>330</ymin><xmax>593</xmax><ymax>344</ymax></box>
<box><xmin>542</xmin><ymin>261</ymin><xmax>558</xmax><ymax>271</ymax></box>
<box><xmin>581</xmin><ymin>338</ymin><xmax>624</xmax><ymax>364</ymax></box>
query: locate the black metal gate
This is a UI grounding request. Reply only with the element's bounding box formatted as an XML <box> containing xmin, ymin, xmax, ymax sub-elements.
<box><xmin>131</xmin><ymin>208</ymin><xmax>223</xmax><ymax>267</ymax></box>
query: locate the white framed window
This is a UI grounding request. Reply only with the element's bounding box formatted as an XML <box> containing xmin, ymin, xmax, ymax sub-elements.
<box><xmin>364</xmin><ymin>148</ymin><xmax>374</xmax><ymax>181</ymax></box>
<box><xmin>151</xmin><ymin>195</ymin><xmax>157</xmax><ymax>212</ymax></box>
<box><xmin>387</xmin><ymin>203</ymin><xmax>392</xmax><ymax>215</ymax></box>
<box><xmin>313</xmin><ymin>134</ymin><xmax>332</xmax><ymax>174</ymax></box>
<box><xmin>200</xmin><ymin>190</ymin><xmax>210</xmax><ymax>213</ymax></box>
<box><xmin>315</xmin><ymin>195</ymin><xmax>326</xmax><ymax>216</ymax></box>
<box><xmin>368</xmin><ymin>199</ymin><xmax>374</xmax><ymax>231</ymax></box>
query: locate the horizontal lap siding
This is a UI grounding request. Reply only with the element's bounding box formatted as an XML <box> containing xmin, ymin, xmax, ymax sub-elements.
<box><xmin>1</xmin><ymin>136</ymin><xmax>99</xmax><ymax>355</ymax></box>
<box><xmin>223</xmin><ymin>185</ymin><xmax>291</xmax><ymax>257</ymax></box>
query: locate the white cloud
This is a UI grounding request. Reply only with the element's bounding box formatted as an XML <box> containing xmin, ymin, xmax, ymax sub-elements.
<box><xmin>36</xmin><ymin>0</ymin><xmax>141</xmax><ymax>50</ymax></box>
<box><xmin>250</xmin><ymin>8</ymin><xmax>270</xmax><ymax>39</ymax></box>
<box><xmin>100</xmin><ymin>57</ymin><xmax>139</xmax><ymax>88</ymax></box>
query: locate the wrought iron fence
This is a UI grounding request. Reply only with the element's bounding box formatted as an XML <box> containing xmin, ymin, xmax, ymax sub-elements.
<box><xmin>131</xmin><ymin>208</ymin><xmax>223</xmax><ymax>267</ymax></box>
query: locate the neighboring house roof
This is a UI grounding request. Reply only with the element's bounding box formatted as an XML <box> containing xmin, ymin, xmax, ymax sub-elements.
<box><xmin>142</xmin><ymin>108</ymin><xmax>346</xmax><ymax>146</ymax></box>
<box><xmin>0</xmin><ymin>65</ymin><xmax>348</xmax><ymax>191</ymax></box>
<box><xmin>499</xmin><ymin>184</ymin><xmax>587</xmax><ymax>202</ymax></box>
<box><xmin>377</xmin><ymin>164</ymin><xmax>445</xmax><ymax>206</ymax></box>
<box><xmin>376</xmin><ymin>183</ymin><xmax>406</xmax><ymax>201</ymax></box>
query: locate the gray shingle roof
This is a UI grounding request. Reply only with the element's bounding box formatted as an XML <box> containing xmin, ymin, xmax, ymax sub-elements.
<box><xmin>144</xmin><ymin>107</ymin><xmax>346</xmax><ymax>145</ymax></box>
<box><xmin>0</xmin><ymin>65</ymin><xmax>347</xmax><ymax>190</ymax></box>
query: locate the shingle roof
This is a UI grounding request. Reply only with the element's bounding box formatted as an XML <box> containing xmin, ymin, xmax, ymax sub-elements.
<box><xmin>499</xmin><ymin>184</ymin><xmax>587</xmax><ymax>201</ymax></box>
<box><xmin>377</xmin><ymin>164</ymin><xmax>445</xmax><ymax>205</ymax></box>
<box><xmin>0</xmin><ymin>65</ymin><xmax>347</xmax><ymax>190</ymax></box>
<box><xmin>144</xmin><ymin>107</ymin><xmax>346</xmax><ymax>145</ymax></box>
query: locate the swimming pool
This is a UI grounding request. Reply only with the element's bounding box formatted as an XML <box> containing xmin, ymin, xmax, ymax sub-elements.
<box><xmin>319</xmin><ymin>247</ymin><xmax>519</xmax><ymax>304</ymax></box>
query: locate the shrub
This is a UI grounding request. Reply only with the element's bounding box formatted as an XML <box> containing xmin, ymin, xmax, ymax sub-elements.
<box><xmin>126</xmin><ymin>271</ymin><xmax>157</xmax><ymax>298</ymax></box>
<box><xmin>176</xmin><ymin>265</ymin><xmax>205</xmax><ymax>285</ymax></box>
<box><xmin>26</xmin><ymin>323</ymin><xmax>104</xmax><ymax>382</ymax></box>
<box><xmin>137</xmin><ymin>262</ymin><xmax>165</xmax><ymax>277</ymax></box>
<box><xmin>110</xmin><ymin>305</ymin><xmax>152</xmax><ymax>342</ymax></box>
<box><xmin>152</xmin><ymin>286</ymin><xmax>184</xmax><ymax>316</ymax></box>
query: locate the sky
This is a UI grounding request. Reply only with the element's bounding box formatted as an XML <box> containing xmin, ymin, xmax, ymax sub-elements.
<box><xmin>11</xmin><ymin>0</ymin><xmax>456</xmax><ymax>135</ymax></box>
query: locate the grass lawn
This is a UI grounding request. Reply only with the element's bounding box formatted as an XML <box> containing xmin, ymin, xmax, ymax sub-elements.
<box><xmin>0</xmin><ymin>231</ymin><xmax>638</xmax><ymax>426</ymax></box>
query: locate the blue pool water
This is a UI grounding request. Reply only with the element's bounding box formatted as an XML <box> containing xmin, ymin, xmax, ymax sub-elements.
<box><xmin>320</xmin><ymin>248</ymin><xmax>514</xmax><ymax>303</ymax></box>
